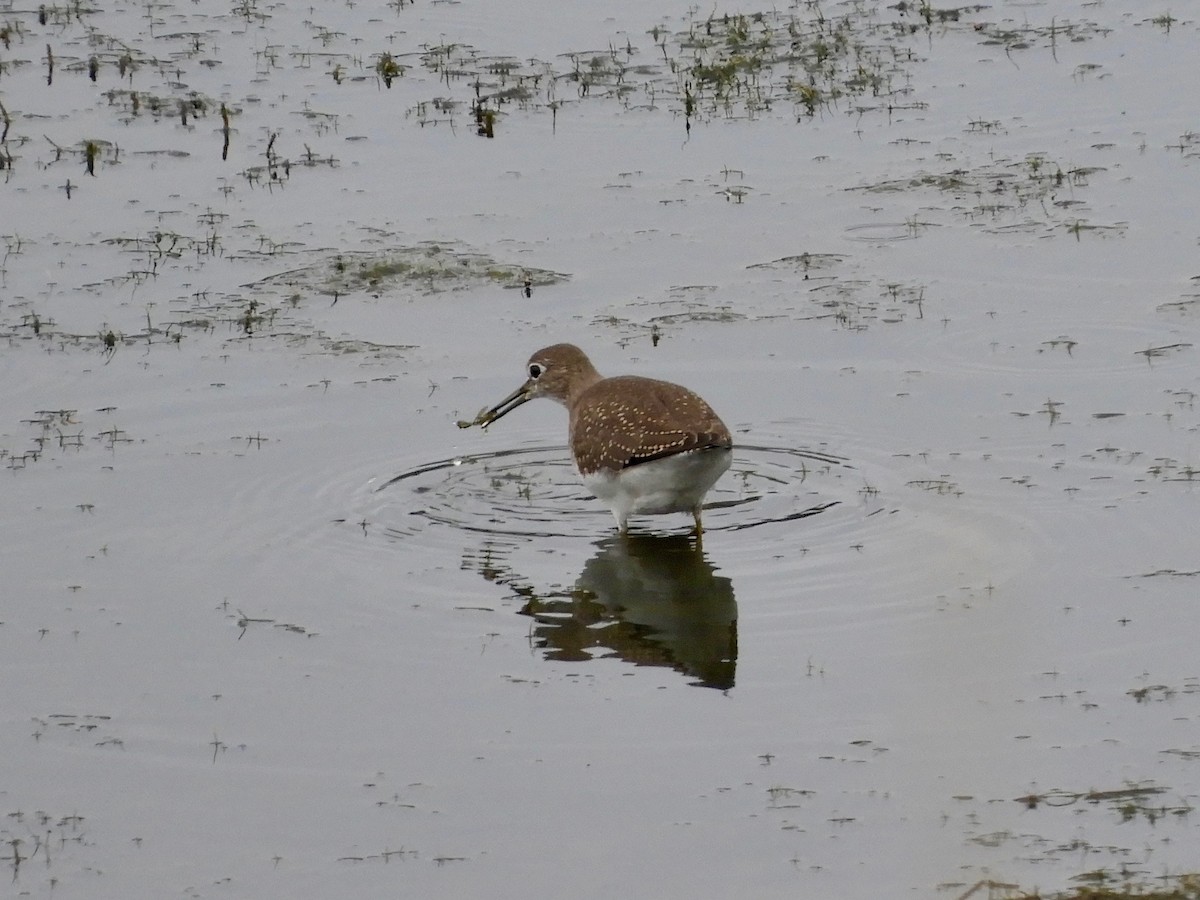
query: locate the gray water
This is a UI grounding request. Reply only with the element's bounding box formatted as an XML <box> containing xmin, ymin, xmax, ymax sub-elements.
<box><xmin>3</xmin><ymin>1</ymin><xmax>1199</xmax><ymax>896</ymax></box>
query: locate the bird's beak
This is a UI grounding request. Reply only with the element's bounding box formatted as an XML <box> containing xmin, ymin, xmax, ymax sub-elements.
<box><xmin>477</xmin><ymin>380</ymin><xmax>535</xmax><ymax>428</ymax></box>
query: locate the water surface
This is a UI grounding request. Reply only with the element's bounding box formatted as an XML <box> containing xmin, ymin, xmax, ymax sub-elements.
<box><xmin>2</xmin><ymin>0</ymin><xmax>1199</xmax><ymax>896</ymax></box>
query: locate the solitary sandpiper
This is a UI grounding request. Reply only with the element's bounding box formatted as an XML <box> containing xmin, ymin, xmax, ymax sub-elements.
<box><xmin>458</xmin><ymin>344</ymin><xmax>732</xmax><ymax>535</ymax></box>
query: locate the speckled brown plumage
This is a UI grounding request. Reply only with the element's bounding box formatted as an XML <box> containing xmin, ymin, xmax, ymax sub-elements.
<box><xmin>568</xmin><ymin>375</ymin><xmax>731</xmax><ymax>474</ymax></box>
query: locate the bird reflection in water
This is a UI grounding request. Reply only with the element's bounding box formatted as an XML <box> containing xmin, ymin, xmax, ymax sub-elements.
<box><xmin>519</xmin><ymin>533</ymin><xmax>737</xmax><ymax>690</ymax></box>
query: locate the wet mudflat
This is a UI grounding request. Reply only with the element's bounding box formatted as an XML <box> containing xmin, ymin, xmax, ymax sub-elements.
<box><xmin>2</xmin><ymin>0</ymin><xmax>1199</xmax><ymax>897</ymax></box>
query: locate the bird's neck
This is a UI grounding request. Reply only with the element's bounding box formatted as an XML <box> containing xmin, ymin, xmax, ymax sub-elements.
<box><xmin>566</xmin><ymin>366</ymin><xmax>602</xmax><ymax>406</ymax></box>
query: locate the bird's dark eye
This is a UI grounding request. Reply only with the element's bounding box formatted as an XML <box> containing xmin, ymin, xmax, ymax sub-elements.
<box><xmin>528</xmin><ymin>363</ymin><xmax>544</xmax><ymax>379</ymax></box>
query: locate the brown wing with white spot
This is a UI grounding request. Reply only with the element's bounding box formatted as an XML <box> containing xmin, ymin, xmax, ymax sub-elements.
<box><xmin>569</xmin><ymin>376</ymin><xmax>731</xmax><ymax>474</ymax></box>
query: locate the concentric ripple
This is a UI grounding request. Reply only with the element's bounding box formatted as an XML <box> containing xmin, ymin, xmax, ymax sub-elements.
<box><xmin>202</xmin><ymin>419</ymin><xmax>1050</xmax><ymax>693</ymax></box>
<box><xmin>375</xmin><ymin>442</ymin><xmax>851</xmax><ymax>540</ymax></box>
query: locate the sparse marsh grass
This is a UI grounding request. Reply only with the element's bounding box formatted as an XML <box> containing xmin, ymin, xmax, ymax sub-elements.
<box><xmin>855</xmin><ymin>153</ymin><xmax>1117</xmax><ymax>234</ymax></box>
<box><xmin>950</xmin><ymin>874</ymin><xmax>1200</xmax><ymax>900</ymax></box>
<box><xmin>0</xmin><ymin>0</ymin><xmax>1128</xmax><ymax>359</ymax></box>
<box><xmin>250</xmin><ymin>243</ymin><xmax>568</xmax><ymax>301</ymax></box>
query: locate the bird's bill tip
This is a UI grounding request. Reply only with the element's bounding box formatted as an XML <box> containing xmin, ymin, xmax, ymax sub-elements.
<box><xmin>471</xmin><ymin>381</ymin><xmax>534</xmax><ymax>429</ymax></box>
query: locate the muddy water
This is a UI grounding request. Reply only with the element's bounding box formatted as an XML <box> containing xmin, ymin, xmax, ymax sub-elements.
<box><xmin>3</xmin><ymin>0</ymin><xmax>1199</xmax><ymax>897</ymax></box>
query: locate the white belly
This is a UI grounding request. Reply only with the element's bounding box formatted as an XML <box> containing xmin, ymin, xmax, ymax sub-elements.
<box><xmin>581</xmin><ymin>447</ymin><xmax>732</xmax><ymax>526</ymax></box>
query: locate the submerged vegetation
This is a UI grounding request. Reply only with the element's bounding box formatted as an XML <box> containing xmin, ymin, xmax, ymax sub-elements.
<box><xmin>1015</xmin><ymin>873</ymin><xmax>1200</xmax><ymax>900</ymax></box>
<box><xmin>855</xmin><ymin>154</ymin><xmax>1118</xmax><ymax>235</ymax></box>
<box><xmin>392</xmin><ymin>4</ymin><xmax>1116</xmax><ymax>131</ymax></box>
<box><xmin>0</xmin><ymin>0</ymin><xmax>1122</xmax><ymax>160</ymax></box>
<box><xmin>1</xmin><ymin>234</ymin><xmax>563</xmax><ymax>361</ymax></box>
<box><xmin>0</xmin><ymin>0</ymin><xmax>1127</xmax><ymax>356</ymax></box>
<box><xmin>250</xmin><ymin>243</ymin><xmax>569</xmax><ymax>300</ymax></box>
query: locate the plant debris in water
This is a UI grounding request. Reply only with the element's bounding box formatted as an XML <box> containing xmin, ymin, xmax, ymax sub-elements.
<box><xmin>250</xmin><ymin>243</ymin><xmax>569</xmax><ymax>300</ymax></box>
<box><xmin>399</xmin><ymin>4</ymin><xmax>1115</xmax><ymax>130</ymax></box>
<box><xmin>853</xmin><ymin>154</ymin><xmax>1120</xmax><ymax>235</ymax></box>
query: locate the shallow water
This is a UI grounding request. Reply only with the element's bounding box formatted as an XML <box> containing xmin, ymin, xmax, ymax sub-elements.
<box><xmin>3</xmin><ymin>0</ymin><xmax>1199</xmax><ymax>896</ymax></box>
